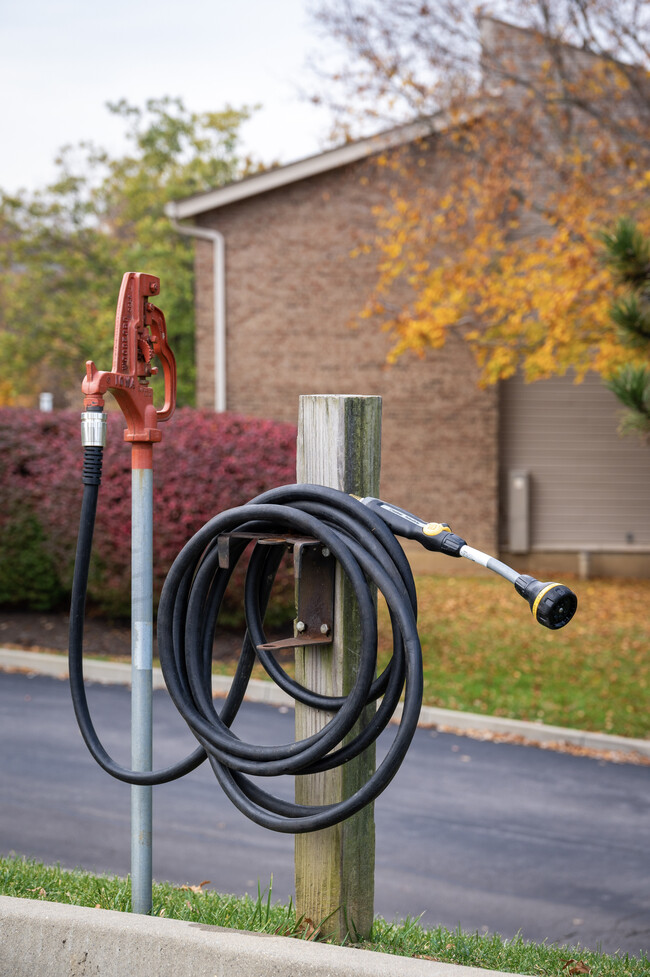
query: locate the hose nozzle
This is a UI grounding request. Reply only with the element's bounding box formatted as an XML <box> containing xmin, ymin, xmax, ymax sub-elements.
<box><xmin>514</xmin><ymin>575</ymin><xmax>577</xmax><ymax>630</ymax></box>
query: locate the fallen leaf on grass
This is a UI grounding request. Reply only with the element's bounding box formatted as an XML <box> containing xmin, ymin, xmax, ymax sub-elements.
<box><xmin>180</xmin><ymin>880</ymin><xmax>211</xmax><ymax>894</ymax></box>
<box><xmin>295</xmin><ymin>917</ymin><xmax>322</xmax><ymax>941</ymax></box>
<box><xmin>562</xmin><ymin>959</ymin><xmax>591</xmax><ymax>974</ymax></box>
<box><xmin>275</xmin><ymin>916</ymin><xmax>323</xmax><ymax>941</ymax></box>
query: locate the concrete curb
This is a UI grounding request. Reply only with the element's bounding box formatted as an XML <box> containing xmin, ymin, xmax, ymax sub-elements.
<box><xmin>2</xmin><ymin>647</ymin><xmax>649</xmax><ymax>759</ymax></box>
<box><xmin>0</xmin><ymin>896</ymin><xmax>523</xmax><ymax>977</ymax></box>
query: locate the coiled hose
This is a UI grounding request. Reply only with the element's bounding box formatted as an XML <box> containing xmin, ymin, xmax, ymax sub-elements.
<box><xmin>69</xmin><ymin>452</ymin><xmax>423</xmax><ymax>834</ymax></box>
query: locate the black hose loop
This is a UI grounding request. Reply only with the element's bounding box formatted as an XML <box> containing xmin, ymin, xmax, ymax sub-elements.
<box><xmin>69</xmin><ymin>482</ymin><xmax>424</xmax><ymax>831</ymax></box>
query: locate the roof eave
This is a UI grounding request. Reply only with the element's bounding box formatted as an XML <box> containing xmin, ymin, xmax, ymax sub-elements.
<box><xmin>165</xmin><ymin>113</ymin><xmax>457</xmax><ymax>221</ymax></box>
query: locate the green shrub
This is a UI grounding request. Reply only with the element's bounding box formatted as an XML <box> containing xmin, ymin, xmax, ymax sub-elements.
<box><xmin>0</xmin><ymin>511</ymin><xmax>63</xmax><ymax>609</ymax></box>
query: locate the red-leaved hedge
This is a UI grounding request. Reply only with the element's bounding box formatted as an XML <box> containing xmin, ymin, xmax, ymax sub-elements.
<box><xmin>0</xmin><ymin>408</ymin><xmax>297</xmax><ymax>618</ymax></box>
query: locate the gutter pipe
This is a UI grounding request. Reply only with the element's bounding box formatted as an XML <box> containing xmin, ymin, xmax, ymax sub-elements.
<box><xmin>165</xmin><ymin>207</ymin><xmax>226</xmax><ymax>413</ymax></box>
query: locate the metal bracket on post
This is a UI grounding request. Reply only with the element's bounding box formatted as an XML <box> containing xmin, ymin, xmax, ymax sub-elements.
<box><xmin>263</xmin><ymin>541</ymin><xmax>335</xmax><ymax>651</ymax></box>
<box><xmin>216</xmin><ymin>534</ymin><xmax>335</xmax><ymax>651</ymax></box>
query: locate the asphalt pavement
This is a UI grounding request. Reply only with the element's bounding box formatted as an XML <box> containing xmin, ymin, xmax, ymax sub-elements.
<box><xmin>1</xmin><ymin>670</ymin><xmax>649</xmax><ymax>957</ymax></box>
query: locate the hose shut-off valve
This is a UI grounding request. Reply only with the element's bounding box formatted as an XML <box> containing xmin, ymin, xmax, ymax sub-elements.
<box><xmin>358</xmin><ymin>497</ymin><xmax>577</xmax><ymax>630</ymax></box>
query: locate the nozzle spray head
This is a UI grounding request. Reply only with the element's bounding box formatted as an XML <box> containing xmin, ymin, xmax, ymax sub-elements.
<box><xmin>514</xmin><ymin>575</ymin><xmax>577</xmax><ymax>630</ymax></box>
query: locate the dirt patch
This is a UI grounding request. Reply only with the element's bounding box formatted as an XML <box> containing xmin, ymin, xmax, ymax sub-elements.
<box><xmin>0</xmin><ymin>609</ymin><xmax>286</xmax><ymax>662</ymax></box>
<box><xmin>0</xmin><ymin>609</ymin><xmax>130</xmax><ymax>657</ymax></box>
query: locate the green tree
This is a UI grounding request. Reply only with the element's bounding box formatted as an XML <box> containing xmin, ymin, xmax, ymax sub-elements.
<box><xmin>601</xmin><ymin>219</ymin><xmax>650</xmax><ymax>436</ymax></box>
<box><xmin>0</xmin><ymin>97</ymin><xmax>253</xmax><ymax>407</ymax></box>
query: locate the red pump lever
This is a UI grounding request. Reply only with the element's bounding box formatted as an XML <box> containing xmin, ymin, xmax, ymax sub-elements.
<box><xmin>82</xmin><ymin>272</ymin><xmax>176</xmax><ymax>443</ymax></box>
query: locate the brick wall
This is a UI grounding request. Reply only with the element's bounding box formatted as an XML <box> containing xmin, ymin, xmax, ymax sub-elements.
<box><xmin>192</xmin><ymin>145</ymin><xmax>499</xmax><ymax>555</ymax></box>
<box><xmin>181</xmin><ymin>17</ymin><xmax>648</xmax><ymax>576</ymax></box>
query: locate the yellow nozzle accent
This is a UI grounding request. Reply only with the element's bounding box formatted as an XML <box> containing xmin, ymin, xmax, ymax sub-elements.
<box><xmin>532</xmin><ymin>582</ymin><xmax>560</xmax><ymax>620</ymax></box>
<box><xmin>422</xmin><ymin>522</ymin><xmax>451</xmax><ymax>537</ymax></box>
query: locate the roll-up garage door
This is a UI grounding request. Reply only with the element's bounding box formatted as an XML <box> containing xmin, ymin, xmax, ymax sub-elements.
<box><xmin>499</xmin><ymin>372</ymin><xmax>650</xmax><ymax>553</ymax></box>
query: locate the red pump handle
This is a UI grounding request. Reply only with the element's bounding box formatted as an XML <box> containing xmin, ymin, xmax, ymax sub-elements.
<box><xmin>82</xmin><ymin>272</ymin><xmax>176</xmax><ymax>443</ymax></box>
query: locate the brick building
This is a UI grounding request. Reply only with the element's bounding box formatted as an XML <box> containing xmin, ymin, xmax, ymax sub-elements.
<box><xmin>166</xmin><ymin>21</ymin><xmax>650</xmax><ymax>578</ymax></box>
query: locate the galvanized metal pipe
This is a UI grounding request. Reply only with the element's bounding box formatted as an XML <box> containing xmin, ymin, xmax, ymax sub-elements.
<box><xmin>130</xmin><ymin>455</ymin><xmax>154</xmax><ymax>914</ymax></box>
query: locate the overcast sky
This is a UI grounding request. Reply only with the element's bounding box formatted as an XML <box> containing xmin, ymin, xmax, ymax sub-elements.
<box><xmin>0</xmin><ymin>0</ymin><xmax>337</xmax><ymax>194</ymax></box>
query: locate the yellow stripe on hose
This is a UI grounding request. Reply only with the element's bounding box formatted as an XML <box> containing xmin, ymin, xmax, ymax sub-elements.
<box><xmin>532</xmin><ymin>583</ymin><xmax>559</xmax><ymax>620</ymax></box>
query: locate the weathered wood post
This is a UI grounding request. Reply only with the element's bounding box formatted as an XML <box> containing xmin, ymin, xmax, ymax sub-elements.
<box><xmin>295</xmin><ymin>393</ymin><xmax>382</xmax><ymax>941</ymax></box>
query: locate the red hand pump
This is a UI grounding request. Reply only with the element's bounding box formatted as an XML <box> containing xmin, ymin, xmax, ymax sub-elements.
<box><xmin>81</xmin><ymin>271</ymin><xmax>176</xmax><ymax>914</ymax></box>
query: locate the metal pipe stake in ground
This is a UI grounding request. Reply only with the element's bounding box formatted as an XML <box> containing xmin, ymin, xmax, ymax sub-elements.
<box><xmin>77</xmin><ymin>272</ymin><xmax>177</xmax><ymax>915</ymax></box>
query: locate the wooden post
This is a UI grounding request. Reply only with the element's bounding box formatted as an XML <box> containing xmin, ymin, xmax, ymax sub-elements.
<box><xmin>295</xmin><ymin>394</ymin><xmax>382</xmax><ymax>941</ymax></box>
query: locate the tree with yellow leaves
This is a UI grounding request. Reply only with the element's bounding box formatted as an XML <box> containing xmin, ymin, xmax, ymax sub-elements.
<box><xmin>311</xmin><ymin>1</ymin><xmax>650</xmax><ymax>387</ymax></box>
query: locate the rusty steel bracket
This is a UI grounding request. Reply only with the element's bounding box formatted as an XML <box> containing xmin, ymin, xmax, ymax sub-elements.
<box><xmin>217</xmin><ymin>531</ymin><xmax>314</xmax><ymax>570</ymax></box>
<box><xmin>217</xmin><ymin>533</ymin><xmax>335</xmax><ymax>651</ymax></box>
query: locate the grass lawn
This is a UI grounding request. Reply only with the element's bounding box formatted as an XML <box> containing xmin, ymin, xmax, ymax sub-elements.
<box><xmin>379</xmin><ymin>576</ymin><xmax>649</xmax><ymax>740</ymax></box>
<box><xmin>1</xmin><ymin>855</ymin><xmax>647</xmax><ymax>975</ymax></box>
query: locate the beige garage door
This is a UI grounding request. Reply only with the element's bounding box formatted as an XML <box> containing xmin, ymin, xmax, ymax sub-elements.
<box><xmin>499</xmin><ymin>372</ymin><xmax>650</xmax><ymax>553</ymax></box>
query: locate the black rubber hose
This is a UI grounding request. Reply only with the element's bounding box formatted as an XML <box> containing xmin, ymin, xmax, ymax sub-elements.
<box><xmin>69</xmin><ymin>470</ymin><xmax>424</xmax><ymax>832</ymax></box>
<box><xmin>68</xmin><ymin>447</ymin><xmax>207</xmax><ymax>786</ymax></box>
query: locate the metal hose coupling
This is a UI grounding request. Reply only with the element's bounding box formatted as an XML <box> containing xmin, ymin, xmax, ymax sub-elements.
<box><xmin>81</xmin><ymin>409</ymin><xmax>107</xmax><ymax>487</ymax></box>
<box><xmin>81</xmin><ymin>410</ymin><xmax>107</xmax><ymax>447</ymax></box>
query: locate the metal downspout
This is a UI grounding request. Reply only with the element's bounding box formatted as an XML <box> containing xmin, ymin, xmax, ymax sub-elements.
<box><xmin>166</xmin><ymin>212</ymin><xmax>226</xmax><ymax>412</ymax></box>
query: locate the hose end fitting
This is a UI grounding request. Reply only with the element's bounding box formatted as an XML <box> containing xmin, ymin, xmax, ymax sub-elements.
<box><xmin>514</xmin><ymin>574</ymin><xmax>577</xmax><ymax>630</ymax></box>
<box><xmin>81</xmin><ymin>410</ymin><xmax>107</xmax><ymax>448</ymax></box>
<box><xmin>81</xmin><ymin>408</ymin><xmax>106</xmax><ymax>486</ymax></box>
